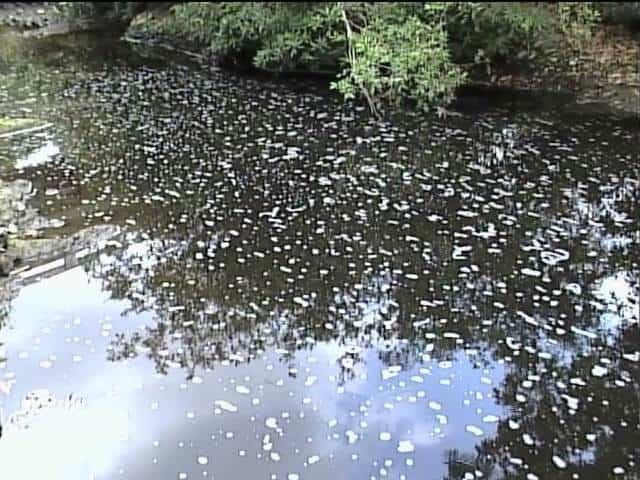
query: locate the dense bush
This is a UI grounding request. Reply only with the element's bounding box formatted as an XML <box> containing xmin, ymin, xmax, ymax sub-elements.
<box><xmin>62</xmin><ymin>2</ymin><xmax>602</xmax><ymax>115</ymax></box>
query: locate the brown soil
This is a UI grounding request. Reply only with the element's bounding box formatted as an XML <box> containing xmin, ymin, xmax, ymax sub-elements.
<box><xmin>479</xmin><ymin>25</ymin><xmax>640</xmax><ymax>117</ymax></box>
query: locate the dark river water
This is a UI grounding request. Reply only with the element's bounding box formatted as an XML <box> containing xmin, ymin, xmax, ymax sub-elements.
<box><xmin>0</xmin><ymin>32</ymin><xmax>638</xmax><ymax>480</ymax></box>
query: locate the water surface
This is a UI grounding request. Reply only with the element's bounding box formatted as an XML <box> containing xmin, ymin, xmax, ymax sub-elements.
<box><xmin>0</xmin><ymin>32</ymin><xmax>638</xmax><ymax>480</ymax></box>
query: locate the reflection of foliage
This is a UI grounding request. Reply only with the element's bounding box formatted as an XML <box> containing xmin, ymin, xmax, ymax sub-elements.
<box><xmin>80</xmin><ymin>113</ymin><xmax>638</xmax><ymax>382</ymax></box>
<box><xmin>98</xmin><ymin>240</ymin><xmax>421</xmax><ymax>379</ymax></box>
<box><xmin>5</xmin><ymin>39</ymin><xmax>636</xmax><ymax>477</ymax></box>
<box><xmin>84</xmin><ymin>122</ymin><xmax>637</xmax><ymax>477</ymax></box>
<box><xmin>0</xmin><ymin>32</ymin><xmax>125</xmax><ymax>116</ymax></box>
<box><xmin>443</xmin><ymin>446</ymin><xmax>498</xmax><ymax>480</ymax></box>
<box><xmin>477</xmin><ymin>320</ymin><xmax>640</xmax><ymax>479</ymax></box>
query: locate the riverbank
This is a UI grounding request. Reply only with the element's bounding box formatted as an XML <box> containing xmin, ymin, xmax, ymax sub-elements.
<box><xmin>480</xmin><ymin>24</ymin><xmax>640</xmax><ymax>117</ymax></box>
<box><xmin>126</xmin><ymin>6</ymin><xmax>640</xmax><ymax>119</ymax></box>
<box><xmin>1</xmin><ymin>3</ymin><xmax>638</xmax><ymax>119</ymax></box>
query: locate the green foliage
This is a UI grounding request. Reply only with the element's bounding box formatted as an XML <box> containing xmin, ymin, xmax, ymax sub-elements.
<box><xmin>557</xmin><ymin>2</ymin><xmax>601</xmax><ymax>47</ymax></box>
<box><xmin>157</xmin><ymin>3</ymin><xmax>345</xmax><ymax>72</ymax></box>
<box><xmin>66</xmin><ymin>2</ymin><xmax>603</xmax><ymax>115</ymax></box>
<box><xmin>252</xmin><ymin>3</ymin><xmax>345</xmax><ymax>73</ymax></box>
<box><xmin>148</xmin><ymin>2</ymin><xmax>467</xmax><ymax>113</ymax></box>
<box><xmin>333</xmin><ymin>5</ymin><xmax>465</xmax><ymax>112</ymax></box>
<box><xmin>431</xmin><ymin>2</ymin><xmax>552</xmax><ymax>64</ymax></box>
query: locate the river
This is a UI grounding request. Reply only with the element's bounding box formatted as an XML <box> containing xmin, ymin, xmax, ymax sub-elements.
<box><xmin>0</xmin><ymin>31</ymin><xmax>638</xmax><ymax>480</ymax></box>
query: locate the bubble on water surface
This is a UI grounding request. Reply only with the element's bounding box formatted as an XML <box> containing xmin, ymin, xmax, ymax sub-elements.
<box><xmin>465</xmin><ymin>425</ymin><xmax>483</xmax><ymax>437</ymax></box>
<box><xmin>214</xmin><ymin>400</ymin><xmax>238</xmax><ymax>413</ymax></box>
<box><xmin>552</xmin><ymin>456</ymin><xmax>567</xmax><ymax>469</ymax></box>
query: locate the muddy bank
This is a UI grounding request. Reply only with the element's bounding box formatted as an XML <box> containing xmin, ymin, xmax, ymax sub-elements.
<box><xmin>476</xmin><ymin>24</ymin><xmax>640</xmax><ymax>118</ymax></box>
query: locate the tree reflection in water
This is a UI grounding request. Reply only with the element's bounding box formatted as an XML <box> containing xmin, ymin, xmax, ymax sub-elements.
<box><xmin>3</xmin><ymin>37</ymin><xmax>637</xmax><ymax>477</ymax></box>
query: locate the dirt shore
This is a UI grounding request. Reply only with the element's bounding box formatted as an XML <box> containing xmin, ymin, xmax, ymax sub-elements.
<box><xmin>468</xmin><ymin>24</ymin><xmax>640</xmax><ymax>118</ymax></box>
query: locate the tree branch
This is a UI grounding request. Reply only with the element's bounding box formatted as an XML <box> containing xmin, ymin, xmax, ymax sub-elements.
<box><xmin>339</xmin><ymin>3</ymin><xmax>380</xmax><ymax>118</ymax></box>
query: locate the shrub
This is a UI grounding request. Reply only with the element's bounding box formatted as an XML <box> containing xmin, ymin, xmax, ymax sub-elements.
<box><xmin>63</xmin><ymin>2</ymin><xmax>602</xmax><ymax>115</ymax></box>
<box><xmin>333</xmin><ymin>3</ymin><xmax>465</xmax><ymax>114</ymax></box>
